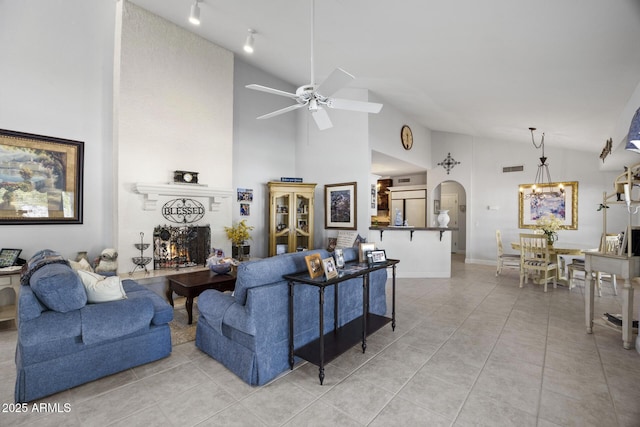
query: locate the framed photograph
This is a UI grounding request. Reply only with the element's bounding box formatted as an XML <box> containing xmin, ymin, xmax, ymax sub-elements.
<box><xmin>371</xmin><ymin>184</ymin><xmax>376</xmax><ymax>209</ymax></box>
<box><xmin>518</xmin><ymin>181</ymin><xmax>578</xmax><ymax>229</ymax></box>
<box><xmin>334</xmin><ymin>248</ymin><xmax>345</xmax><ymax>268</ymax></box>
<box><xmin>434</xmin><ymin>199</ymin><xmax>440</xmax><ymax>213</ymax></box>
<box><xmin>325</xmin><ymin>182</ymin><xmax>357</xmax><ymax>230</ymax></box>
<box><xmin>237</xmin><ymin>188</ymin><xmax>253</xmax><ymax>202</ymax></box>
<box><xmin>369</xmin><ymin>249</ymin><xmax>387</xmax><ymax>264</ymax></box>
<box><xmin>358</xmin><ymin>242</ymin><xmax>376</xmax><ymax>263</ymax></box>
<box><xmin>0</xmin><ymin>129</ymin><xmax>84</xmax><ymax>224</ymax></box>
<box><xmin>322</xmin><ymin>257</ymin><xmax>338</xmax><ymax>279</ymax></box>
<box><xmin>304</xmin><ymin>253</ymin><xmax>324</xmax><ymax>279</ymax></box>
<box><xmin>0</xmin><ymin>248</ymin><xmax>22</xmax><ymax>267</ymax></box>
<box><xmin>240</xmin><ymin>203</ymin><xmax>250</xmax><ymax>216</ymax></box>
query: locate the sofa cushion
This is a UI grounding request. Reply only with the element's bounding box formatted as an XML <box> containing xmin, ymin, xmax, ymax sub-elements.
<box><xmin>29</xmin><ymin>263</ymin><xmax>87</xmax><ymax>313</ymax></box>
<box><xmin>80</xmin><ymin>297</ymin><xmax>154</xmax><ymax>345</ymax></box>
<box><xmin>77</xmin><ymin>270</ymin><xmax>127</xmax><ymax>303</ymax></box>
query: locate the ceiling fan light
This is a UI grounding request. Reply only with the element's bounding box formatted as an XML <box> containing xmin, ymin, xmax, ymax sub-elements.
<box><xmin>189</xmin><ymin>1</ymin><xmax>201</xmax><ymax>26</ymax></box>
<box><xmin>625</xmin><ymin>107</ymin><xmax>640</xmax><ymax>153</ymax></box>
<box><xmin>308</xmin><ymin>98</ymin><xmax>318</xmax><ymax>112</ymax></box>
<box><xmin>243</xmin><ymin>30</ymin><xmax>255</xmax><ymax>54</ymax></box>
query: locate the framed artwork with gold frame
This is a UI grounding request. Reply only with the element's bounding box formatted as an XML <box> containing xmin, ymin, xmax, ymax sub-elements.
<box><xmin>518</xmin><ymin>181</ymin><xmax>578</xmax><ymax>229</ymax></box>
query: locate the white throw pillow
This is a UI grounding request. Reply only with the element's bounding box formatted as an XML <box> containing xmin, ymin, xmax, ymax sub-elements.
<box><xmin>77</xmin><ymin>270</ymin><xmax>127</xmax><ymax>303</ymax></box>
<box><xmin>69</xmin><ymin>258</ymin><xmax>94</xmax><ymax>272</ymax></box>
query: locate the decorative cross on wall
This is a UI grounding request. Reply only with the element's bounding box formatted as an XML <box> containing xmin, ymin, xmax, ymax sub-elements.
<box><xmin>437</xmin><ymin>152</ymin><xmax>461</xmax><ymax>175</ymax></box>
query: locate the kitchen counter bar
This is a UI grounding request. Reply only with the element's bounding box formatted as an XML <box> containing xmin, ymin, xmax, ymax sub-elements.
<box><xmin>369</xmin><ymin>227</ymin><xmax>455</xmax><ymax>278</ymax></box>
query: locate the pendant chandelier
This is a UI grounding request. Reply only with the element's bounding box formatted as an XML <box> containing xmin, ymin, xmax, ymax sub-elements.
<box><xmin>525</xmin><ymin>127</ymin><xmax>564</xmax><ymax>199</ymax></box>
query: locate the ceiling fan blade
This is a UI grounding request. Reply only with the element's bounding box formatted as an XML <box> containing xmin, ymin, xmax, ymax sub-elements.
<box><xmin>311</xmin><ymin>107</ymin><xmax>333</xmax><ymax>130</ymax></box>
<box><xmin>326</xmin><ymin>98</ymin><xmax>383</xmax><ymax>114</ymax></box>
<box><xmin>257</xmin><ymin>103</ymin><xmax>305</xmax><ymax>120</ymax></box>
<box><xmin>315</xmin><ymin>68</ymin><xmax>354</xmax><ymax>97</ymax></box>
<box><xmin>246</xmin><ymin>84</ymin><xmax>298</xmax><ymax>99</ymax></box>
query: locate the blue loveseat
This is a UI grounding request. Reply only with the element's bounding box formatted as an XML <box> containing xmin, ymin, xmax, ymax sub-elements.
<box><xmin>15</xmin><ymin>250</ymin><xmax>173</xmax><ymax>403</ymax></box>
<box><xmin>195</xmin><ymin>248</ymin><xmax>388</xmax><ymax>386</ymax></box>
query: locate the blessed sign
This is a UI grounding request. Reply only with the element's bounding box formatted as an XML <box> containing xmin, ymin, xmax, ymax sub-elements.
<box><xmin>162</xmin><ymin>198</ymin><xmax>205</xmax><ymax>223</ymax></box>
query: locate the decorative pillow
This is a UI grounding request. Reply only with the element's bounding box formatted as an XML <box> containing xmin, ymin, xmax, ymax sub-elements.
<box><xmin>29</xmin><ymin>263</ymin><xmax>87</xmax><ymax>313</ymax></box>
<box><xmin>77</xmin><ymin>270</ymin><xmax>127</xmax><ymax>303</ymax></box>
<box><xmin>69</xmin><ymin>257</ymin><xmax>94</xmax><ymax>272</ymax></box>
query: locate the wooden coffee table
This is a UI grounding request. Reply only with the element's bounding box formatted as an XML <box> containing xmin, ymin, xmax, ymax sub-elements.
<box><xmin>166</xmin><ymin>270</ymin><xmax>236</xmax><ymax>324</ymax></box>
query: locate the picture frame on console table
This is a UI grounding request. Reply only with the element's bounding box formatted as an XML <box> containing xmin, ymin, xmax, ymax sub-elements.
<box><xmin>325</xmin><ymin>182</ymin><xmax>357</xmax><ymax>230</ymax></box>
<box><xmin>518</xmin><ymin>181</ymin><xmax>577</xmax><ymax>230</ymax></box>
<box><xmin>0</xmin><ymin>129</ymin><xmax>84</xmax><ymax>225</ymax></box>
<box><xmin>304</xmin><ymin>253</ymin><xmax>324</xmax><ymax>279</ymax></box>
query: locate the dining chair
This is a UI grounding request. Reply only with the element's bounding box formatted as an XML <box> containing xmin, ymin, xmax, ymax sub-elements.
<box><xmin>567</xmin><ymin>233</ymin><xmax>619</xmax><ymax>296</ymax></box>
<box><xmin>496</xmin><ymin>230</ymin><xmax>520</xmax><ymax>275</ymax></box>
<box><xmin>519</xmin><ymin>233</ymin><xmax>558</xmax><ymax>292</ymax></box>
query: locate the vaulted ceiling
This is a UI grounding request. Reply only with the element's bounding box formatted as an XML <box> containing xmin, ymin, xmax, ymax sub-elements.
<box><xmin>129</xmin><ymin>0</ymin><xmax>640</xmax><ymax>158</ymax></box>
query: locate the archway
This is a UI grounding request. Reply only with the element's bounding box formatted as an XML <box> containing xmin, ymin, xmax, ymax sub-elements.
<box><xmin>433</xmin><ymin>180</ymin><xmax>467</xmax><ymax>254</ymax></box>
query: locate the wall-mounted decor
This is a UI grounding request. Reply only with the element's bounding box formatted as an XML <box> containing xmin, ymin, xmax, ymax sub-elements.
<box><xmin>325</xmin><ymin>182</ymin><xmax>357</xmax><ymax>229</ymax></box>
<box><xmin>240</xmin><ymin>203</ymin><xmax>250</xmax><ymax>216</ymax></box>
<box><xmin>0</xmin><ymin>129</ymin><xmax>83</xmax><ymax>224</ymax></box>
<box><xmin>518</xmin><ymin>181</ymin><xmax>578</xmax><ymax>230</ymax></box>
<box><xmin>237</xmin><ymin>188</ymin><xmax>253</xmax><ymax>202</ymax></box>
<box><xmin>162</xmin><ymin>198</ymin><xmax>205</xmax><ymax>223</ymax></box>
<box><xmin>437</xmin><ymin>152</ymin><xmax>461</xmax><ymax>175</ymax></box>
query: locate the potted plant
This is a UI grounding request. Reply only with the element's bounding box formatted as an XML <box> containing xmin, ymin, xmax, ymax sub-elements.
<box><xmin>224</xmin><ymin>220</ymin><xmax>254</xmax><ymax>260</ymax></box>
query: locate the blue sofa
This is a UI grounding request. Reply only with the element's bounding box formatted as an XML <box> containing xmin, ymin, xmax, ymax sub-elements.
<box><xmin>195</xmin><ymin>248</ymin><xmax>388</xmax><ymax>386</ymax></box>
<box><xmin>15</xmin><ymin>251</ymin><xmax>173</xmax><ymax>403</ymax></box>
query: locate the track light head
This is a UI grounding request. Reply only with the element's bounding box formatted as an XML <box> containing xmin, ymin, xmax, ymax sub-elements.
<box><xmin>243</xmin><ymin>29</ymin><xmax>255</xmax><ymax>54</ymax></box>
<box><xmin>189</xmin><ymin>0</ymin><xmax>201</xmax><ymax>26</ymax></box>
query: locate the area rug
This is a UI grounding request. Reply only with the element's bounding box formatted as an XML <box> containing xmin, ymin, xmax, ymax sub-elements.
<box><xmin>169</xmin><ymin>297</ymin><xmax>199</xmax><ymax>346</ymax></box>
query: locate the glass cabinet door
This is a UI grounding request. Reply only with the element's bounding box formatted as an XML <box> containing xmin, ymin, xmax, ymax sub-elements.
<box><xmin>295</xmin><ymin>193</ymin><xmax>311</xmax><ymax>251</ymax></box>
<box><xmin>274</xmin><ymin>192</ymin><xmax>290</xmax><ymax>255</ymax></box>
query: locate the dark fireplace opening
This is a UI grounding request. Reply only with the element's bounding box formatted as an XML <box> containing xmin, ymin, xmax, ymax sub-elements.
<box><xmin>153</xmin><ymin>224</ymin><xmax>211</xmax><ymax>269</ymax></box>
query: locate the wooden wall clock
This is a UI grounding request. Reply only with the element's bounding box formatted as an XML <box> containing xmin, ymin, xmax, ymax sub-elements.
<box><xmin>401</xmin><ymin>125</ymin><xmax>413</xmax><ymax>150</ymax></box>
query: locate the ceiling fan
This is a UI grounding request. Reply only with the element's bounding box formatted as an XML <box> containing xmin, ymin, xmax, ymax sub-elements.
<box><xmin>245</xmin><ymin>0</ymin><xmax>383</xmax><ymax>130</ymax></box>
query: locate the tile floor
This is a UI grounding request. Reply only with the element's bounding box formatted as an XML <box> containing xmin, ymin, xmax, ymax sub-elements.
<box><xmin>1</xmin><ymin>255</ymin><xmax>639</xmax><ymax>426</ymax></box>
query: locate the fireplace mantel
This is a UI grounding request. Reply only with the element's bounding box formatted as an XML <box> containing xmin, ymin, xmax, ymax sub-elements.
<box><xmin>134</xmin><ymin>183</ymin><xmax>234</xmax><ymax>211</ymax></box>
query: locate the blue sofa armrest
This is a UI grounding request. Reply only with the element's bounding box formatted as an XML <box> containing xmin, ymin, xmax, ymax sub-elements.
<box><xmin>80</xmin><ymin>298</ymin><xmax>154</xmax><ymax>345</ymax></box>
<box><xmin>197</xmin><ymin>290</ymin><xmax>236</xmax><ymax>334</ymax></box>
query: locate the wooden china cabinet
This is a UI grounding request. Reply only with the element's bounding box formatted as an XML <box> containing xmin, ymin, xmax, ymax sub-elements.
<box><xmin>268</xmin><ymin>182</ymin><xmax>317</xmax><ymax>256</ymax></box>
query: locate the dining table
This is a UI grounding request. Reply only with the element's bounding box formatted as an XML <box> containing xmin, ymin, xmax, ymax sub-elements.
<box><xmin>510</xmin><ymin>241</ymin><xmax>598</xmax><ymax>285</ymax></box>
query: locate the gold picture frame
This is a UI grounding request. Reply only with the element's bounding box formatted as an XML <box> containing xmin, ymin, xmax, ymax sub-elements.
<box><xmin>518</xmin><ymin>181</ymin><xmax>578</xmax><ymax>229</ymax></box>
<box><xmin>304</xmin><ymin>253</ymin><xmax>324</xmax><ymax>279</ymax></box>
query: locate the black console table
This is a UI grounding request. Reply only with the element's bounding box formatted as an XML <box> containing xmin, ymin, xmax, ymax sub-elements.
<box><xmin>284</xmin><ymin>259</ymin><xmax>399</xmax><ymax>384</ymax></box>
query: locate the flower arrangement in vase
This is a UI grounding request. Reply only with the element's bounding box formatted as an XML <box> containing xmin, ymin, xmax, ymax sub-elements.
<box><xmin>224</xmin><ymin>220</ymin><xmax>255</xmax><ymax>260</ymax></box>
<box><xmin>536</xmin><ymin>213</ymin><xmax>562</xmax><ymax>245</ymax></box>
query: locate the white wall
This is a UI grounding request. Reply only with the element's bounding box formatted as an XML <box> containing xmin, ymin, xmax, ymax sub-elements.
<box><xmin>0</xmin><ymin>0</ymin><xmax>116</xmax><ymax>260</ymax></box>
<box><xmin>233</xmin><ymin>59</ymin><xmax>298</xmax><ymax>258</ymax></box>
<box><xmin>431</xmin><ymin>131</ymin><xmax>623</xmax><ymax>265</ymax></box>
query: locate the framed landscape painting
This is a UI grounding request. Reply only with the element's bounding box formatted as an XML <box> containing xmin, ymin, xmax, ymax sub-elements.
<box><xmin>325</xmin><ymin>182</ymin><xmax>357</xmax><ymax>230</ymax></box>
<box><xmin>518</xmin><ymin>181</ymin><xmax>577</xmax><ymax>229</ymax></box>
<box><xmin>0</xmin><ymin>129</ymin><xmax>84</xmax><ymax>224</ymax></box>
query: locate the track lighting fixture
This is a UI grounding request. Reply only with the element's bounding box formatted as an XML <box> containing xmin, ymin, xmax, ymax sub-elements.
<box><xmin>243</xmin><ymin>29</ymin><xmax>255</xmax><ymax>54</ymax></box>
<box><xmin>189</xmin><ymin>0</ymin><xmax>201</xmax><ymax>26</ymax></box>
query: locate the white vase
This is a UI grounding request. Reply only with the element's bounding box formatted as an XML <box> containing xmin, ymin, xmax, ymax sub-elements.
<box><xmin>437</xmin><ymin>210</ymin><xmax>450</xmax><ymax>228</ymax></box>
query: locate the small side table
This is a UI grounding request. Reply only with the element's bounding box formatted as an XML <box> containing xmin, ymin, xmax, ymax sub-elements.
<box><xmin>0</xmin><ymin>270</ymin><xmax>21</xmax><ymax>326</ymax></box>
<box><xmin>166</xmin><ymin>270</ymin><xmax>236</xmax><ymax>324</ymax></box>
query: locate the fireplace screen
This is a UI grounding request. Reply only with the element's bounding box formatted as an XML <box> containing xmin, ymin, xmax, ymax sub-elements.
<box><xmin>153</xmin><ymin>225</ymin><xmax>211</xmax><ymax>269</ymax></box>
